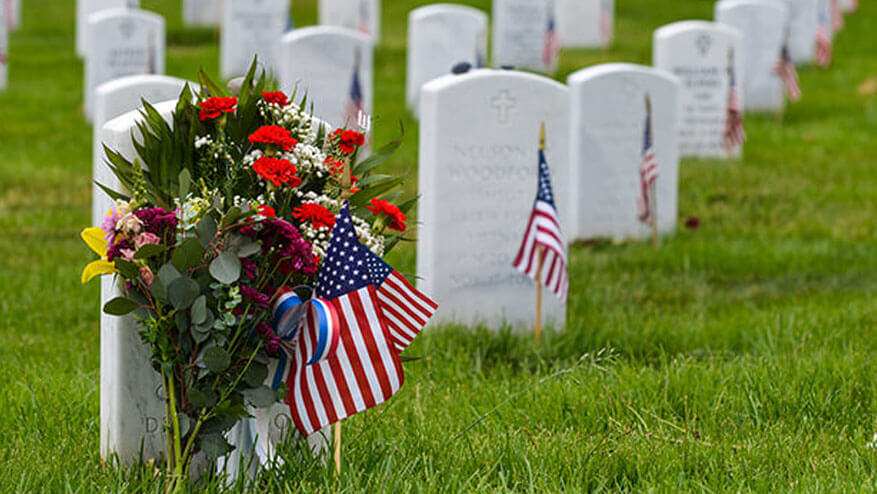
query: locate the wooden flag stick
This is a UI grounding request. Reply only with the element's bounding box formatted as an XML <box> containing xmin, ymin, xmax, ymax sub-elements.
<box><xmin>534</xmin><ymin>122</ymin><xmax>547</xmax><ymax>346</ymax></box>
<box><xmin>650</xmin><ymin>182</ymin><xmax>659</xmax><ymax>249</ymax></box>
<box><xmin>333</xmin><ymin>422</ymin><xmax>342</xmax><ymax>476</ymax></box>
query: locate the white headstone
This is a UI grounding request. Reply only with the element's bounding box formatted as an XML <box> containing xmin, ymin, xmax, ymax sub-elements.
<box><xmin>0</xmin><ymin>4</ymin><xmax>7</xmax><ymax>91</ymax></box>
<box><xmin>839</xmin><ymin>0</ymin><xmax>856</xmax><ymax>12</ymax></box>
<box><xmin>279</xmin><ymin>26</ymin><xmax>374</xmax><ymax>129</ymax></box>
<box><xmin>92</xmin><ymin>75</ymin><xmax>191</xmax><ymax>226</ymax></box>
<box><xmin>417</xmin><ymin>69</ymin><xmax>569</xmax><ymax>330</ymax></box>
<box><xmin>715</xmin><ymin>0</ymin><xmax>788</xmax><ymax>112</ymax></box>
<box><xmin>653</xmin><ymin>20</ymin><xmax>743</xmax><ymax>158</ymax></box>
<box><xmin>567</xmin><ymin>63</ymin><xmax>680</xmax><ymax>240</ymax></box>
<box><xmin>405</xmin><ymin>4</ymin><xmax>488</xmax><ymax>117</ymax></box>
<box><xmin>99</xmin><ymin>101</ymin><xmax>328</xmax><ymax>467</ymax></box>
<box><xmin>183</xmin><ymin>0</ymin><xmax>222</xmax><ymax>27</ymax></box>
<box><xmin>220</xmin><ymin>0</ymin><xmax>290</xmax><ymax>79</ymax></box>
<box><xmin>785</xmin><ymin>0</ymin><xmax>820</xmax><ymax>63</ymax></box>
<box><xmin>76</xmin><ymin>0</ymin><xmax>139</xmax><ymax>58</ymax></box>
<box><xmin>492</xmin><ymin>0</ymin><xmax>557</xmax><ymax>73</ymax></box>
<box><xmin>318</xmin><ymin>0</ymin><xmax>380</xmax><ymax>39</ymax></box>
<box><xmin>555</xmin><ymin>0</ymin><xmax>614</xmax><ymax>48</ymax></box>
<box><xmin>83</xmin><ymin>8</ymin><xmax>165</xmax><ymax>121</ymax></box>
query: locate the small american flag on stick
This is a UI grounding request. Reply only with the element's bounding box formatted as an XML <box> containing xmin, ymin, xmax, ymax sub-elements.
<box><xmin>638</xmin><ymin>95</ymin><xmax>659</xmax><ymax>230</ymax></box>
<box><xmin>343</xmin><ymin>48</ymin><xmax>365</xmax><ymax>127</ymax></box>
<box><xmin>723</xmin><ymin>49</ymin><xmax>745</xmax><ymax>153</ymax></box>
<box><xmin>512</xmin><ymin>123</ymin><xmax>568</xmax><ymax>303</ymax></box>
<box><xmin>542</xmin><ymin>2</ymin><xmax>560</xmax><ymax>72</ymax></box>
<box><xmin>774</xmin><ymin>43</ymin><xmax>802</xmax><ymax>102</ymax></box>
<box><xmin>815</xmin><ymin>11</ymin><xmax>832</xmax><ymax>67</ymax></box>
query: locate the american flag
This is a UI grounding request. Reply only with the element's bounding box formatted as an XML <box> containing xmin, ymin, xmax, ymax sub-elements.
<box><xmin>723</xmin><ymin>56</ymin><xmax>745</xmax><ymax>153</ymax></box>
<box><xmin>361</xmin><ymin>244</ymin><xmax>437</xmax><ymax>353</ymax></box>
<box><xmin>831</xmin><ymin>0</ymin><xmax>844</xmax><ymax>32</ymax></box>
<box><xmin>815</xmin><ymin>11</ymin><xmax>832</xmax><ymax>67</ymax></box>
<box><xmin>600</xmin><ymin>0</ymin><xmax>613</xmax><ymax>45</ymax></box>
<box><xmin>637</xmin><ymin>100</ymin><xmax>659</xmax><ymax>225</ymax></box>
<box><xmin>286</xmin><ymin>203</ymin><xmax>403</xmax><ymax>437</ymax></box>
<box><xmin>512</xmin><ymin>138</ymin><xmax>568</xmax><ymax>302</ymax></box>
<box><xmin>542</xmin><ymin>4</ymin><xmax>560</xmax><ymax>71</ymax></box>
<box><xmin>774</xmin><ymin>44</ymin><xmax>801</xmax><ymax>101</ymax></box>
<box><xmin>343</xmin><ymin>50</ymin><xmax>365</xmax><ymax>127</ymax></box>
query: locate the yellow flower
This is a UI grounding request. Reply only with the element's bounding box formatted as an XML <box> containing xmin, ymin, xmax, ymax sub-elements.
<box><xmin>81</xmin><ymin>227</ymin><xmax>116</xmax><ymax>284</ymax></box>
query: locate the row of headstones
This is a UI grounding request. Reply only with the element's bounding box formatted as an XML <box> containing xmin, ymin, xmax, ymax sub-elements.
<box><xmin>77</xmin><ymin>0</ymin><xmax>372</xmax><ymax>130</ymax></box>
<box><xmin>0</xmin><ymin>0</ymin><xmax>20</xmax><ymax>90</ymax></box>
<box><xmin>414</xmin><ymin>0</ymin><xmax>858</xmax><ymax>329</ymax></box>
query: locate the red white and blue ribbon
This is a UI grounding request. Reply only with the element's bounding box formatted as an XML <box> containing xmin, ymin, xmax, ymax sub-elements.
<box><xmin>269</xmin><ymin>288</ymin><xmax>341</xmax><ymax>391</ymax></box>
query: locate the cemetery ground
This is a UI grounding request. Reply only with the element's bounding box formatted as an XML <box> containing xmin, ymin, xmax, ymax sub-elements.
<box><xmin>0</xmin><ymin>0</ymin><xmax>874</xmax><ymax>491</ymax></box>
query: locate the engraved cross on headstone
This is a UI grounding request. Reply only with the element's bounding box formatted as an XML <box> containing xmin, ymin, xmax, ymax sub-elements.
<box><xmin>490</xmin><ymin>89</ymin><xmax>516</xmax><ymax>124</ymax></box>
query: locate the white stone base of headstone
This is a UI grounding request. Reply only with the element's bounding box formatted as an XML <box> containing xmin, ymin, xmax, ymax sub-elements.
<box><xmin>784</xmin><ymin>0</ymin><xmax>819</xmax><ymax>64</ymax></box>
<box><xmin>417</xmin><ymin>68</ymin><xmax>569</xmax><ymax>330</ymax></box>
<box><xmin>567</xmin><ymin>63</ymin><xmax>681</xmax><ymax>241</ymax></box>
<box><xmin>715</xmin><ymin>0</ymin><xmax>788</xmax><ymax>113</ymax></box>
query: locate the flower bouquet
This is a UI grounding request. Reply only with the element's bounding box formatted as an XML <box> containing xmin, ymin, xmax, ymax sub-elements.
<box><xmin>81</xmin><ymin>62</ymin><xmax>432</xmax><ymax>491</ymax></box>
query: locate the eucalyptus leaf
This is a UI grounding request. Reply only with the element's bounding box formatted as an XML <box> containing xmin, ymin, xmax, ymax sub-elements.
<box><xmin>177</xmin><ymin>413</ymin><xmax>191</xmax><ymax>437</ymax></box>
<box><xmin>202</xmin><ymin>346</ymin><xmax>231</xmax><ymax>373</ymax></box>
<box><xmin>172</xmin><ymin>238</ymin><xmax>204</xmax><ymax>272</ymax></box>
<box><xmin>190</xmin><ymin>295</ymin><xmax>207</xmax><ymax>325</ymax></box>
<box><xmin>187</xmin><ymin>387</ymin><xmax>217</xmax><ymax>409</ymax></box>
<box><xmin>133</xmin><ymin>244</ymin><xmax>165</xmax><ymax>259</ymax></box>
<box><xmin>150</xmin><ymin>276</ymin><xmax>168</xmax><ymax>303</ymax></box>
<box><xmin>242</xmin><ymin>386</ymin><xmax>276</xmax><ymax>408</ymax></box>
<box><xmin>243</xmin><ymin>363</ymin><xmax>269</xmax><ymax>388</ymax></box>
<box><xmin>178</xmin><ymin>169</ymin><xmax>192</xmax><ymax>199</ymax></box>
<box><xmin>158</xmin><ymin>263</ymin><xmax>182</xmax><ymax>286</ymax></box>
<box><xmin>103</xmin><ymin>297</ymin><xmax>140</xmax><ymax>316</ymax></box>
<box><xmin>200</xmin><ymin>433</ymin><xmax>230</xmax><ymax>458</ymax></box>
<box><xmin>168</xmin><ymin>276</ymin><xmax>200</xmax><ymax>310</ymax></box>
<box><xmin>196</xmin><ymin>216</ymin><xmax>218</xmax><ymax>248</ymax></box>
<box><xmin>114</xmin><ymin>259</ymin><xmax>139</xmax><ymax>280</ymax></box>
<box><xmin>235</xmin><ymin>241</ymin><xmax>261</xmax><ymax>258</ymax></box>
<box><xmin>209</xmin><ymin>251</ymin><xmax>241</xmax><ymax>284</ymax></box>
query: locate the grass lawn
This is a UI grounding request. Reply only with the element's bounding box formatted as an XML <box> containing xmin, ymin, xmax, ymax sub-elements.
<box><xmin>0</xmin><ymin>0</ymin><xmax>875</xmax><ymax>491</ymax></box>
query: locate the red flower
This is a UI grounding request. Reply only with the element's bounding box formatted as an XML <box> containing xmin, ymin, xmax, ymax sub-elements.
<box><xmin>367</xmin><ymin>198</ymin><xmax>406</xmax><ymax>232</ymax></box>
<box><xmin>249</xmin><ymin>125</ymin><xmax>298</xmax><ymax>151</ymax></box>
<box><xmin>262</xmin><ymin>91</ymin><xmax>289</xmax><ymax>107</ymax></box>
<box><xmin>198</xmin><ymin>97</ymin><xmax>237</xmax><ymax>121</ymax></box>
<box><xmin>257</xmin><ymin>205</ymin><xmax>276</xmax><ymax>218</ymax></box>
<box><xmin>325</xmin><ymin>156</ymin><xmax>360</xmax><ymax>194</ymax></box>
<box><xmin>332</xmin><ymin>128</ymin><xmax>366</xmax><ymax>154</ymax></box>
<box><xmin>252</xmin><ymin>157</ymin><xmax>302</xmax><ymax>187</ymax></box>
<box><xmin>292</xmin><ymin>203</ymin><xmax>336</xmax><ymax>230</ymax></box>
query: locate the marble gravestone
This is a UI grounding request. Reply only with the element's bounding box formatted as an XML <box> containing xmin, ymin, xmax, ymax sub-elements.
<box><xmin>555</xmin><ymin>0</ymin><xmax>614</xmax><ymax>48</ymax></box>
<box><xmin>0</xmin><ymin>4</ymin><xmax>7</xmax><ymax>91</ymax></box>
<box><xmin>319</xmin><ymin>0</ymin><xmax>380</xmax><ymax>39</ymax></box>
<box><xmin>4</xmin><ymin>0</ymin><xmax>19</xmax><ymax>30</ymax></box>
<box><xmin>839</xmin><ymin>0</ymin><xmax>856</xmax><ymax>12</ymax></box>
<box><xmin>92</xmin><ymin>75</ymin><xmax>191</xmax><ymax>226</ymax></box>
<box><xmin>784</xmin><ymin>0</ymin><xmax>820</xmax><ymax>63</ymax></box>
<box><xmin>492</xmin><ymin>0</ymin><xmax>557</xmax><ymax>74</ymax></box>
<box><xmin>76</xmin><ymin>0</ymin><xmax>139</xmax><ymax>58</ymax></box>
<box><xmin>653</xmin><ymin>21</ymin><xmax>743</xmax><ymax>158</ymax></box>
<box><xmin>405</xmin><ymin>4</ymin><xmax>488</xmax><ymax>117</ymax></box>
<box><xmin>99</xmin><ymin>101</ymin><xmax>328</xmax><ymax>467</ymax></box>
<box><xmin>279</xmin><ymin>26</ymin><xmax>374</xmax><ymax>129</ymax></box>
<box><xmin>183</xmin><ymin>0</ymin><xmax>222</xmax><ymax>27</ymax></box>
<box><xmin>83</xmin><ymin>8</ymin><xmax>165</xmax><ymax>122</ymax></box>
<box><xmin>221</xmin><ymin>0</ymin><xmax>290</xmax><ymax>79</ymax></box>
<box><xmin>567</xmin><ymin>64</ymin><xmax>680</xmax><ymax>241</ymax></box>
<box><xmin>715</xmin><ymin>0</ymin><xmax>789</xmax><ymax>112</ymax></box>
<box><xmin>417</xmin><ymin>69</ymin><xmax>569</xmax><ymax>330</ymax></box>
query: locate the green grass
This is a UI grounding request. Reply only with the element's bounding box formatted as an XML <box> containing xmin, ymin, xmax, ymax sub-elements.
<box><xmin>1</xmin><ymin>0</ymin><xmax>876</xmax><ymax>491</ymax></box>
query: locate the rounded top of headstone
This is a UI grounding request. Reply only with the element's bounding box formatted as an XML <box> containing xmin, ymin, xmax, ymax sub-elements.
<box><xmin>422</xmin><ymin>67</ymin><xmax>568</xmax><ymax>98</ymax></box>
<box><xmin>281</xmin><ymin>25</ymin><xmax>374</xmax><ymax>46</ymax></box>
<box><xmin>567</xmin><ymin>63</ymin><xmax>681</xmax><ymax>88</ymax></box>
<box><xmin>715</xmin><ymin>0</ymin><xmax>788</xmax><ymax>15</ymax></box>
<box><xmin>95</xmin><ymin>75</ymin><xmax>191</xmax><ymax>98</ymax></box>
<box><xmin>409</xmin><ymin>3</ymin><xmax>488</xmax><ymax>22</ymax></box>
<box><xmin>653</xmin><ymin>20</ymin><xmax>740</xmax><ymax>40</ymax></box>
<box><xmin>451</xmin><ymin>62</ymin><xmax>472</xmax><ymax>74</ymax></box>
<box><xmin>87</xmin><ymin>7</ymin><xmax>164</xmax><ymax>27</ymax></box>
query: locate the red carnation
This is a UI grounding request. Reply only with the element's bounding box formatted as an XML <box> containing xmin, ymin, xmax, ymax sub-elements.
<box><xmin>252</xmin><ymin>157</ymin><xmax>302</xmax><ymax>188</ymax></box>
<box><xmin>257</xmin><ymin>205</ymin><xmax>276</xmax><ymax>218</ymax></box>
<box><xmin>262</xmin><ymin>91</ymin><xmax>289</xmax><ymax>107</ymax></box>
<box><xmin>249</xmin><ymin>125</ymin><xmax>298</xmax><ymax>151</ymax></box>
<box><xmin>198</xmin><ymin>97</ymin><xmax>237</xmax><ymax>121</ymax></box>
<box><xmin>332</xmin><ymin>128</ymin><xmax>366</xmax><ymax>154</ymax></box>
<box><xmin>292</xmin><ymin>203</ymin><xmax>336</xmax><ymax>230</ymax></box>
<box><xmin>367</xmin><ymin>198</ymin><xmax>406</xmax><ymax>232</ymax></box>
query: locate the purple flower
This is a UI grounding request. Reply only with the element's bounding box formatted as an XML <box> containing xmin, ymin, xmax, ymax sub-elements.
<box><xmin>255</xmin><ymin>321</ymin><xmax>273</xmax><ymax>337</ymax></box>
<box><xmin>241</xmin><ymin>258</ymin><xmax>258</xmax><ymax>279</ymax></box>
<box><xmin>107</xmin><ymin>237</ymin><xmax>134</xmax><ymax>262</ymax></box>
<box><xmin>133</xmin><ymin>207</ymin><xmax>179</xmax><ymax>236</ymax></box>
<box><xmin>242</xmin><ymin>218</ymin><xmax>316</xmax><ymax>277</ymax></box>
<box><xmin>241</xmin><ymin>285</ymin><xmax>271</xmax><ymax>309</ymax></box>
<box><xmin>266</xmin><ymin>337</ymin><xmax>281</xmax><ymax>354</ymax></box>
<box><xmin>101</xmin><ymin>209</ymin><xmax>121</xmax><ymax>243</ymax></box>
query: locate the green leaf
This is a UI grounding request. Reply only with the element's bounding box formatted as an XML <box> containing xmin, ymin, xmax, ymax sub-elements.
<box><xmin>235</xmin><ymin>241</ymin><xmax>261</xmax><ymax>258</ymax></box>
<box><xmin>209</xmin><ymin>251</ymin><xmax>241</xmax><ymax>284</ymax></box>
<box><xmin>172</xmin><ymin>238</ymin><xmax>204</xmax><ymax>272</ymax></box>
<box><xmin>220</xmin><ymin>206</ymin><xmax>246</xmax><ymax>228</ymax></box>
<box><xmin>190</xmin><ymin>295</ymin><xmax>207</xmax><ymax>325</ymax></box>
<box><xmin>114</xmin><ymin>259</ymin><xmax>139</xmax><ymax>280</ymax></box>
<box><xmin>242</xmin><ymin>386</ymin><xmax>277</xmax><ymax>408</ymax></box>
<box><xmin>133</xmin><ymin>244</ymin><xmax>166</xmax><ymax>260</ymax></box>
<box><xmin>200</xmin><ymin>433</ymin><xmax>230</xmax><ymax>458</ymax></box>
<box><xmin>187</xmin><ymin>387</ymin><xmax>217</xmax><ymax>409</ymax></box>
<box><xmin>353</xmin><ymin>125</ymin><xmax>404</xmax><ymax>177</ymax></box>
<box><xmin>158</xmin><ymin>263</ymin><xmax>182</xmax><ymax>286</ymax></box>
<box><xmin>244</xmin><ymin>363</ymin><xmax>269</xmax><ymax>388</ymax></box>
<box><xmin>150</xmin><ymin>277</ymin><xmax>168</xmax><ymax>303</ymax></box>
<box><xmin>195</xmin><ymin>216</ymin><xmax>218</xmax><ymax>248</ymax></box>
<box><xmin>178</xmin><ymin>169</ymin><xmax>192</xmax><ymax>199</ymax></box>
<box><xmin>168</xmin><ymin>276</ymin><xmax>200</xmax><ymax>310</ymax></box>
<box><xmin>103</xmin><ymin>297</ymin><xmax>141</xmax><ymax>316</ymax></box>
<box><xmin>202</xmin><ymin>347</ymin><xmax>231</xmax><ymax>373</ymax></box>
<box><xmin>192</xmin><ymin>326</ymin><xmax>211</xmax><ymax>344</ymax></box>
<box><xmin>177</xmin><ymin>413</ymin><xmax>191</xmax><ymax>437</ymax></box>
